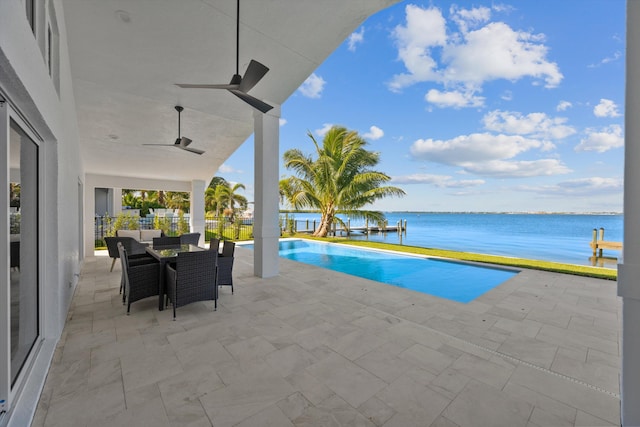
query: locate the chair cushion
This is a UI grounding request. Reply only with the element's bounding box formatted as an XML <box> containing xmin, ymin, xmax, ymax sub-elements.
<box><xmin>117</xmin><ymin>230</ymin><xmax>141</xmax><ymax>241</ymax></box>
<box><xmin>140</xmin><ymin>229</ymin><xmax>163</xmax><ymax>242</ymax></box>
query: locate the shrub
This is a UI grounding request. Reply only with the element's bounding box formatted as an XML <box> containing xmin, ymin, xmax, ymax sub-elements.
<box><xmin>112</xmin><ymin>213</ymin><xmax>140</xmax><ymax>232</ymax></box>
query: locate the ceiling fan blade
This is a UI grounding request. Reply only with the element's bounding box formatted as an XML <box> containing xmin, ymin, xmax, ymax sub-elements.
<box><xmin>238</xmin><ymin>60</ymin><xmax>269</xmax><ymax>93</ymax></box>
<box><xmin>175</xmin><ymin>83</ymin><xmax>240</xmax><ymax>90</ymax></box>
<box><xmin>178</xmin><ymin>137</ymin><xmax>192</xmax><ymax>147</ymax></box>
<box><xmin>180</xmin><ymin>146</ymin><xmax>205</xmax><ymax>155</ymax></box>
<box><xmin>229</xmin><ymin>89</ymin><xmax>273</xmax><ymax>113</ymax></box>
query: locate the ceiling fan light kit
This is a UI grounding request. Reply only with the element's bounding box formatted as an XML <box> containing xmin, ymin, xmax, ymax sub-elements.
<box><xmin>175</xmin><ymin>0</ymin><xmax>273</xmax><ymax>113</ymax></box>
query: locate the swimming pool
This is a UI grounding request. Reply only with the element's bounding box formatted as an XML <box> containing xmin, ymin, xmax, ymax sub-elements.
<box><xmin>258</xmin><ymin>240</ymin><xmax>519</xmax><ymax>303</ymax></box>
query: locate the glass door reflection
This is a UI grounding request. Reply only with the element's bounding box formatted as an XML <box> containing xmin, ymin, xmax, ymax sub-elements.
<box><xmin>9</xmin><ymin>118</ymin><xmax>39</xmax><ymax>386</ymax></box>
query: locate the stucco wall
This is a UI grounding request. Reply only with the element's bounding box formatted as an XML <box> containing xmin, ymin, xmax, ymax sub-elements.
<box><xmin>0</xmin><ymin>0</ymin><xmax>82</xmax><ymax>424</ymax></box>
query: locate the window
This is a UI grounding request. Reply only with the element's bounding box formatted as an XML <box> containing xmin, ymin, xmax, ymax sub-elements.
<box><xmin>26</xmin><ymin>0</ymin><xmax>35</xmax><ymax>34</ymax></box>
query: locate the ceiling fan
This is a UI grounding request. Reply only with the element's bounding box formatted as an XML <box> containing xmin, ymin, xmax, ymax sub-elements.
<box><xmin>175</xmin><ymin>0</ymin><xmax>273</xmax><ymax>113</ymax></box>
<box><xmin>143</xmin><ymin>106</ymin><xmax>204</xmax><ymax>155</ymax></box>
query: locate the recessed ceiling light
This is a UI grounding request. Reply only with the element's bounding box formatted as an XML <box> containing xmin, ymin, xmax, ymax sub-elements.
<box><xmin>115</xmin><ymin>10</ymin><xmax>131</xmax><ymax>23</ymax></box>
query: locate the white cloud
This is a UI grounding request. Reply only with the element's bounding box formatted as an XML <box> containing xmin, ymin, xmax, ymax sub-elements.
<box><xmin>482</xmin><ymin>110</ymin><xmax>576</xmax><ymax>140</ymax></box>
<box><xmin>298</xmin><ymin>73</ymin><xmax>326</xmax><ymax>99</ymax></box>
<box><xmin>279</xmin><ymin>118</ymin><xmax>287</xmax><ymax>127</ymax></box>
<box><xmin>501</xmin><ymin>90</ymin><xmax>513</xmax><ymax>101</ymax></box>
<box><xmin>315</xmin><ymin>123</ymin><xmax>333</xmax><ymax>137</ymax></box>
<box><xmin>388</xmin><ymin>5</ymin><xmax>562</xmax><ymax>100</ymax></box>
<box><xmin>388</xmin><ymin>5</ymin><xmax>447</xmax><ymax>92</ymax></box>
<box><xmin>442</xmin><ymin>22</ymin><xmax>562</xmax><ymax>89</ymax></box>
<box><xmin>363</xmin><ymin>125</ymin><xmax>384</xmax><ymax>140</ymax></box>
<box><xmin>588</xmin><ymin>51</ymin><xmax>622</xmax><ymax>68</ymax></box>
<box><xmin>425</xmin><ymin>89</ymin><xmax>484</xmax><ymax>108</ymax></box>
<box><xmin>462</xmin><ymin>159</ymin><xmax>571</xmax><ymax>177</ymax></box>
<box><xmin>575</xmin><ymin>124</ymin><xmax>624</xmax><ymax>153</ymax></box>
<box><xmin>348</xmin><ymin>27</ymin><xmax>365</xmax><ymax>52</ymax></box>
<box><xmin>519</xmin><ymin>177</ymin><xmax>623</xmax><ymax>196</ymax></box>
<box><xmin>450</xmin><ymin>5</ymin><xmax>491</xmax><ymax>34</ymax></box>
<box><xmin>218</xmin><ymin>163</ymin><xmax>242</xmax><ymax>174</ymax></box>
<box><xmin>556</xmin><ymin>101</ymin><xmax>572</xmax><ymax>111</ymax></box>
<box><xmin>593</xmin><ymin>98</ymin><xmax>621</xmax><ymax>118</ymax></box>
<box><xmin>410</xmin><ymin>133</ymin><xmax>571</xmax><ymax>178</ymax></box>
<box><xmin>392</xmin><ymin>173</ymin><xmax>485</xmax><ymax>188</ymax></box>
<box><xmin>411</xmin><ymin>133</ymin><xmax>543</xmax><ymax>164</ymax></box>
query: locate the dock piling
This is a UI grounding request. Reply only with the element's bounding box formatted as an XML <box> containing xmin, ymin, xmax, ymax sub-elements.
<box><xmin>590</xmin><ymin>227</ymin><xmax>622</xmax><ymax>257</ymax></box>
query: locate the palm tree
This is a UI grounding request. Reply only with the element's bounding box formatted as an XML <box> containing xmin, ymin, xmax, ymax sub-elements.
<box><xmin>121</xmin><ymin>190</ymin><xmax>140</xmax><ymax>209</ymax></box>
<box><xmin>165</xmin><ymin>191</ymin><xmax>190</xmax><ymax>212</ymax></box>
<box><xmin>281</xmin><ymin>126</ymin><xmax>405</xmax><ymax>237</ymax></box>
<box><xmin>218</xmin><ymin>183</ymin><xmax>248</xmax><ymax>221</ymax></box>
<box><xmin>205</xmin><ymin>176</ymin><xmax>231</xmax><ymax>215</ymax></box>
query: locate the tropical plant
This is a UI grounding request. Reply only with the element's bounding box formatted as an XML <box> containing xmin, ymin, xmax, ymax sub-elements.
<box><xmin>112</xmin><ymin>212</ymin><xmax>140</xmax><ymax>233</ymax></box>
<box><xmin>205</xmin><ymin>177</ymin><xmax>247</xmax><ymax>221</ymax></box>
<box><xmin>9</xmin><ymin>183</ymin><xmax>20</xmax><ymax>208</ymax></box>
<box><xmin>219</xmin><ymin>183</ymin><xmax>247</xmax><ymax>221</ymax></box>
<box><xmin>165</xmin><ymin>191</ymin><xmax>190</xmax><ymax>213</ymax></box>
<box><xmin>177</xmin><ymin>210</ymin><xmax>190</xmax><ymax>234</ymax></box>
<box><xmin>153</xmin><ymin>215</ymin><xmax>171</xmax><ymax>235</ymax></box>
<box><xmin>103</xmin><ymin>213</ymin><xmax>114</xmax><ymax>237</ymax></box>
<box><xmin>205</xmin><ymin>176</ymin><xmax>231</xmax><ymax>215</ymax></box>
<box><xmin>121</xmin><ymin>190</ymin><xmax>140</xmax><ymax>209</ymax></box>
<box><xmin>281</xmin><ymin>126</ymin><xmax>405</xmax><ymax>237</ymax></box>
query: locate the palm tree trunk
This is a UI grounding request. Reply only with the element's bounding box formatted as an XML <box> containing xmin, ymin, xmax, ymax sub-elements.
<box><xmin>313</xmin><ymin>213</ymin><xmax>333</xmax><ymax>237</ymax></box>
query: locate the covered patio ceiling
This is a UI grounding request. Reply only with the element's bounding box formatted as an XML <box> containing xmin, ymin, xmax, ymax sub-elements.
<box><xmin>62</xmin><ymin>0</ymin><xmax>400</xmax><ymax>183</ymax></box>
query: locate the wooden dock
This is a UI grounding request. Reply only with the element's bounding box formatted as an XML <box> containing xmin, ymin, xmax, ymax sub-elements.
<box><xmin>590</xmin><ymin>227</ymin><xmax>622</xmax><ymax>257</ymax></box>
<box><xmin>294</xmin><ymin>219</ymin><xmax>407</xmax><ymax>235</ymax></box>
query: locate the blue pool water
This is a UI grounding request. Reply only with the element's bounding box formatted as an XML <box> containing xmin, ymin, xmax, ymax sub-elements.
<box><xmin>254</xmin><ymin>240</ymin><xmax>519</xmax><ymax>303</ymax></box>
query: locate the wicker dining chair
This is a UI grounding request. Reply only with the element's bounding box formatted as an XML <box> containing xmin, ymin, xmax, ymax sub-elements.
<box><xmin>209</xmin><ymin>238</ymin><xmax>220</xmax><ymax>254</ymax></box>
<box><xmin>165</xmin><ymin>250</ymin><xmax>217</xmax><ymax>320</ymax></box>
<box><xmin>105</xmin><ymin>236</ymin><xmax>149</xmax><ymax>272</ymax></box>
<box><xmin>117</xmin><ymin>242</ymin><xmax>160</xmax><ymax>314</ymax></box>
<box><xmin>179</xmin><ymin>232</ymin><xmax>201</xmax><ymax>246</ymax></box>
<box><xmin>217</xmin><ymin>240</ymin><xmax>235</xmax><ymax>294</ymax></box>
<box><xmin>152</xmin><ymin>236</ymin><xmax>181</xmax><ymax>248</ymax></box>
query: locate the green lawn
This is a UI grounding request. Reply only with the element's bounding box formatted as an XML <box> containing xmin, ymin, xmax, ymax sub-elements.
<box><xmin>297</xmin><ymin>235</ymin><xmax>617</xmax><ymax>280</ymax></box>
<box><xmin>96</xmin><ymin>231</ymin><xmax>617</xmax><ymax>280</ymax></box>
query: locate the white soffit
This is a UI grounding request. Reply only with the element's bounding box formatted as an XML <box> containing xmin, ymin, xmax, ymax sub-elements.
<box><xmin>62</xmin><ymin>0</ymin><xmax>399</xmax><ymax>183</ymax></box>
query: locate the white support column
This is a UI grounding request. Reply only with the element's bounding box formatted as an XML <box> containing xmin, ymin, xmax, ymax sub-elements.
<box><xmin>190</xmin><ymin>180</ymin><xmax>206</xmax><ymax>246</ymax></box>
<box><xmin>253</xmin><ymin>105</ymin><xmax>281</xmax><ymax>278</ymax></box>
<box><xmin>620</xmin><ymin>3</ymin><xmax>640</xmax><ymax>425</ymax></box>
<box><xmin>111</xmin><ymin>187</ymin><xmax>122</xmax><ymax>216</ymax></box>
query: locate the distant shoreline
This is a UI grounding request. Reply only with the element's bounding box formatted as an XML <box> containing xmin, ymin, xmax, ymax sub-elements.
<box><xmin>279</xmin><ymin>210</ymin><xmax>623</xmax><ymax>215</ymax></box>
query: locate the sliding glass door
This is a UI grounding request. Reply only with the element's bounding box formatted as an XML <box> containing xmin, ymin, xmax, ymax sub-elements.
<box><xmin>1</xmin><ymin>104</ymin><xmax>41</xmax><ymax>418</ymax></box>
<box><xmin>8</xmin><ymin>118</ymin><xmax>39</xmax><ymax>387</ymax></box>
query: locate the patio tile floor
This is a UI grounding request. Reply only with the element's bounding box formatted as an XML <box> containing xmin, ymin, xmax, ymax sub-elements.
<box><xmin>32</xmin><ymin>246</ymin><xmax>621</xmax><ymax>426</ymax></box>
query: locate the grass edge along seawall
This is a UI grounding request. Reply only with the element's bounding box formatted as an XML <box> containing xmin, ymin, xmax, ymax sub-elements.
<box><xmin>298</xmin><ymin>235</ymin><xmax>617</xmax><ymax>281</ymax></box>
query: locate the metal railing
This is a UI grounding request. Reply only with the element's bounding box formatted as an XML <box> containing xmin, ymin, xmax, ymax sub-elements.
<box><xmin>94</xmin><ymin>215</ymin><xmax>254</xmax><ymax>247</ymax></box>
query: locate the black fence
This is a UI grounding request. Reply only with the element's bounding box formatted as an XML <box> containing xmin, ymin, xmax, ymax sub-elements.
<box><xmin>94</xmin><ymin>215</ymin><xmax>254</xmax><ymax>247</ymax></box>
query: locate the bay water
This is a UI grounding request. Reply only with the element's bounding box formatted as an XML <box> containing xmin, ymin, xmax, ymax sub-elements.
<box><xmin>288</xmin><ymin>212</ymin><xmax>623</xmax><ymax>267</ymax></box>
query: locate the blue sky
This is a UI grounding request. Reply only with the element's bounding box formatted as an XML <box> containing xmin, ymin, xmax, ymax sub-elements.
<box><xmin>220</xmin><ymin>0</ymin><xmax>625</xmax><ymax>213</ymax></box>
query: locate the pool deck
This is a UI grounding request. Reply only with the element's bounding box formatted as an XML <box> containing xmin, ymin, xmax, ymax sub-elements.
<box><xmin>32</xmin><ymin>245</ymin><xmax>621</xmax><ymax>426</ymax></box>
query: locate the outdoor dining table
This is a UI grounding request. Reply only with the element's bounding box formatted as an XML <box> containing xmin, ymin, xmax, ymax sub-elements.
<box><xmin>145</xmin><ymin>244</ymin><xmax>206</xmax><ymax>310</ymax></box>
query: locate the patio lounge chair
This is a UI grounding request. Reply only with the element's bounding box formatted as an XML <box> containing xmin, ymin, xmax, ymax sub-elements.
<box><xmin>165</xmin><ymin>250</ymin><xmax>217</xmax><ymax>320</ymax></box>
<box><xmin>217</xmin><ymin>240</ymin><xmax>235</xmax><ymax>294</ymax></box>
<box><xmin>179</xmin><ymin>232</ymin><xmax>201</xmax><ymax>246</ymax></box>
<box><xmin>117</xmin><ymin>242</ymin><xmax>160</xmax><ymax>314</ymax></box>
